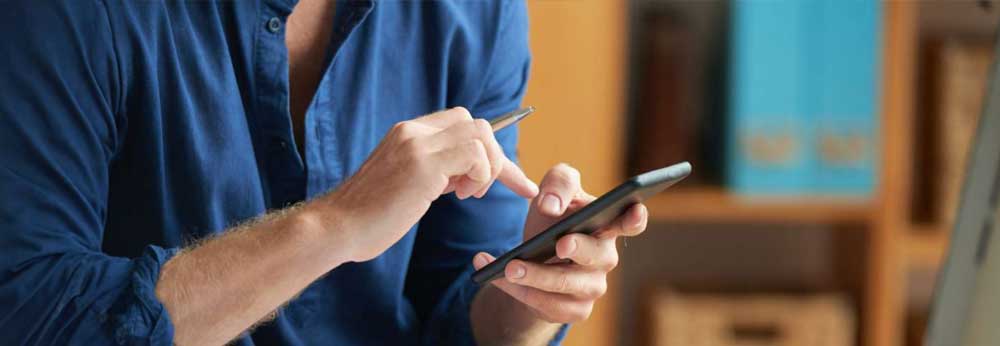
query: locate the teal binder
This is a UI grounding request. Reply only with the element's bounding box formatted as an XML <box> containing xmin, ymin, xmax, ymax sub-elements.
<box><xmin>811</xmin><ymin>0</ymin><xmax>881</xmax><ymax>196</ymax></box>
<box><xmin>727</xmin><ymin>1</ymin><xmax>811</xmax><ymax>196</ymax></box>
<box><xmin>727</xmin><ymin>0</ymin><xmax>880</xmax><ymax>197</ymax></box>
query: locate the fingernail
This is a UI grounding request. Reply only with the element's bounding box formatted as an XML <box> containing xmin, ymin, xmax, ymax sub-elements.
<box><xmin>510</xmin><ymin>263</ymin><xmax>526</xmax><ymax>279</ymax></box>
<box><xmin>541</xmin><ymin>194</ymin><xmax>562</xmax><ymax>214</ymax></box>
<box><xmin>472</xmin><ymin>254</ymin><xmax>485</xmax><ymax>268</ymax></box>
<box><xmin>563</xmin><ymin>239</ymin><xmax>578</xmax><ymax>258</ymax></box>
<box><xmin>457</xmin><ymin>188</ymin><xmax>471</xmax><ymax>200</ymax></box>
<box><xmin>633</xmin><ymin>205</ymin><xmax>647</xmax><ymax>227</ymax></box>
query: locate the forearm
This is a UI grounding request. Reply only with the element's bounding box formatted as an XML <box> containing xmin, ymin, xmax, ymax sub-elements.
<box><xmin>155</xmin><ymin>202</ymin><xmax>348</xmax><ymax>346</ymax></box>
<box><xmin>471</xmin><ymin>284</ymin><xmax>563</xmax><ymax>346</ymax></box>
<box><xmin>152</xmin><ymin>108</ymin><xmax>538</xmax><ymax>346</ymax></box>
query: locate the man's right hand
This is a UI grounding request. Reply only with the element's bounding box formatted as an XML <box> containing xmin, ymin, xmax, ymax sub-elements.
<box><xmin>315</xmin><ymin>107</ymin><xmax>539</xmax><ymax>262</ymax></box>
<box><xmin>153</xmin><ymin>107</ymin><xmax>537</xmax><ymax>345</ymax></box>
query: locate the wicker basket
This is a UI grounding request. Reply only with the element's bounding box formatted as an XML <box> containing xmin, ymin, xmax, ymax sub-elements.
<box><xmin>648</xmin><ymin>290</ymin><xmax>855</xmax><ymax>346</ymax></box>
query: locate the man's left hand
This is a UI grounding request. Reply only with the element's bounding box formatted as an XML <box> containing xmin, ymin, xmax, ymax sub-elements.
<box><xmin>472</xmin><ymin>163</ymin><xmax>648</xmax><ymax>323</ymax></box>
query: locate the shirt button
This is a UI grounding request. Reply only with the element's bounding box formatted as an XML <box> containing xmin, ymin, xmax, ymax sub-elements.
<box><xmin>277</xmin><ymin>139</ymin><xmax>288</xmax><ymax>149</ymax></box>
<box><xmin>266</xmin><ymin>17</ymin><xmax>282</xmax><ymax>33</ymax></box>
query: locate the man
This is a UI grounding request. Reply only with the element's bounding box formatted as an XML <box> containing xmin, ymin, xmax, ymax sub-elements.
<box><xmin>0</xmin><ymin>1</ymin><xmax>648</xmax><ymax>345</ymax></box>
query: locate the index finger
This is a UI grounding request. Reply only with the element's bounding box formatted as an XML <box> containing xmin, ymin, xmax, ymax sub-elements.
<box><xmin>465</xmin><ymin>118</ymin><xmax>537</xmax><ymax>199</ymax></box>
<box><xmin>496</xmin><ymin>158</ymin><xmax>540</xmax><ymax>199</ymax></box>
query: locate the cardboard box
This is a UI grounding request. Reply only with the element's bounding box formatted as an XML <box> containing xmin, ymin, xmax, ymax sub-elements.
<box><xmin>648</xmin><ymin>290</ymin><xmax>855</xmax><ymax>346</ymax></box>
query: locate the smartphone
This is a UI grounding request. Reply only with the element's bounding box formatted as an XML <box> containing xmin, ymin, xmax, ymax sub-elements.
<box><xmin>471</xmin><ymin>162</ymin><xmax>692</xmax><ymax>284</ymax></box>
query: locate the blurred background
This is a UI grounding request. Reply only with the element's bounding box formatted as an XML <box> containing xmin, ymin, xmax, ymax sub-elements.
<box><xmin>514</xmin><ymin>1</ymin><xmax>1000</xmax><ymax>346</ymax></box>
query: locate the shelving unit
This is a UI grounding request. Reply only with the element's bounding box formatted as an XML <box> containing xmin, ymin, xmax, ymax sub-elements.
<box><xmin>867</xmin><ymin>4</ymin><xmax>916</xmax><ymax>346</ymax></box>
<box><xmin>517</xmin><ymin>2</ymin><xmax>959</xmax><ymax>346</ymax></box>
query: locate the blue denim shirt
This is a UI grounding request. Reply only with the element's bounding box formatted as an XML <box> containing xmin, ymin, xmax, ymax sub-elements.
<box><xmin>0</xmin><ymin>1</ymin><xmax>566</xmax><ymax>345</ymax></box>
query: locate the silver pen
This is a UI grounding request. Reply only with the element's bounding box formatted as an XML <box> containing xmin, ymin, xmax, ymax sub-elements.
<box><xmin>489</xmin><ymin>106</ymin><xmax>535</xmax><ymax>132</ymax></box>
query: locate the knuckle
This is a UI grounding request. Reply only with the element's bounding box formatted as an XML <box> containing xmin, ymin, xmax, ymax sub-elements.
<box><xmin>606</xmin><ymin>251</ymin><xmax>620</xmax><ymax>271</ymax></box>
<box><xmin>491</xmin><ymin>155</ymin><xmax>504</xmax><ymax>172</ymax></box>
<box><xmin>470</xmin><ymin>139</ymin><xmax>489</xmax><ymax>159</ymax></box>
<box><xmin>453</xmin><ymin>120</ymin><xmax>476</xmax><ymax>137</ymax></box>
<box><xmin>400</xmin><ymin>137</ymin><xmax>423</xmax><ymax>158</ymax></box>
<box><xmin>460</xmin><ymin>139</ymin><xmax>480</xmax><ymax>154</ymax></box>
<box><xmin>451</xmin><ymin>106</ymin><xmax>472</xmax><ymax>120</ymax></box>
<box><xmin>463</xmin><ymin>118</ymin><xmax>482</xmax><ymax>135</ymax></box>
<box><xmin>594</xmin><ymin>280</ymin><xmax>608</xmax><ymax>298</ymax></box>
<box><xmin>473</xmin><ymin>138</ymin><xmax>488</xmax><ymax>152</ymax></box>
<box><xmin>474</xmin><ymin>120</ymin><xmax>496</xmax><ymax>147</ymax></box>
<box><xmin>473</xmin><ymin>118</ymin><xmax>492</xmax><ymax>133</ymax></box>
<box><xmin>555</xmin><ymin>275</ymin><xmax>574</xmax><ymax>293</ymax></box>
<box><xmin>403</xmin><ymin>141</ymin><xmax>433</xmax><ymax>175</ymax></box>
<box><xmin>578</xmin><ymin>251</ymin><xmax>596</xmax><ymax>266</ymax></box>
<box><xmin>548</xmin><ymin>165</ymin><xmax>581</xmax><ymax>186</ymax></box>
<box><xmin>554</xmin><ymin>163</ymin><xmax>581</xmax><ymax>180</ymax></box>
<box><xmin>568</xmin><ymin>274</ymin><xmax>605</xmax><ymax>299</ymax></box>
<box><xmin>570</xmin><ymin>304</ymin><xmax>593</xmax><ymax>322</ymax></box>
<box><xmin>392</xmin><ymin>121</ymin><xmax>416</xmax><ymax>137</ymax></box>
<box><xmin>458</xmin><ymin>140</ymin><xmax>485</xmax><ymax>163</ymax></box>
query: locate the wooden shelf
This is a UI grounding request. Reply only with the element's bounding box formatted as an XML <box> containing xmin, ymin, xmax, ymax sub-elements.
<box><xmin>646</xmin><ymin>188</ymin><xmax>875</xmax><ymax>224</ymax></box>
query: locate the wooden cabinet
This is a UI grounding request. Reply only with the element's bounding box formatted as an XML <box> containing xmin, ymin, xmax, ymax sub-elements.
<box><xmin>518</xmin><ymin>3</ymin><xmax>920</xmax><ymax>346</ymax></box>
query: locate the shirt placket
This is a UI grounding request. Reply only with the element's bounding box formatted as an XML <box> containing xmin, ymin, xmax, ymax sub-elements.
<box><xmin>303</xmin><ymin>0</ymin><xmax>374</xmax><ymax>197</ymax></box>
<box><xmin>253</xmin><ymin>0</ymin><xmax>306</xmax><ymax>209</ymax></box>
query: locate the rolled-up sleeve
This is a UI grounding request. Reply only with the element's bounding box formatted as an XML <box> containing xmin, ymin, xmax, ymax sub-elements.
<box><xmin>0</xmin><ymin>1</ymin><xmax>176</xmax><ymax>345</ymax></box>
<box><xmin>406</xmin><ymin>1</ymin><xmax>568</xmax><ymax>344</ymax></box>
<box><xmin>107</xmin><ymin>246</ymin><xmax>178</xmax><ymax>345</ymax></box>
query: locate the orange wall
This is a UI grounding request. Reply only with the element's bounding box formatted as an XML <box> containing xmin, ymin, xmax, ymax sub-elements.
<box><xmin>519</xmin><ymin>2</ymin><xmax>629</xmax><ymax>345</ymax></box>
<box><xmin>519</xmin><ymin>1</ymin><xmax>629</xmax><ymax>195</ymax></box>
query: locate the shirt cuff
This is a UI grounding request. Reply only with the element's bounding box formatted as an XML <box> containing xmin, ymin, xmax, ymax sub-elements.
<box><xmin>107</xmin><ymin>245</ymin><xmax>178</xmax><ymax>346</ymax></box>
